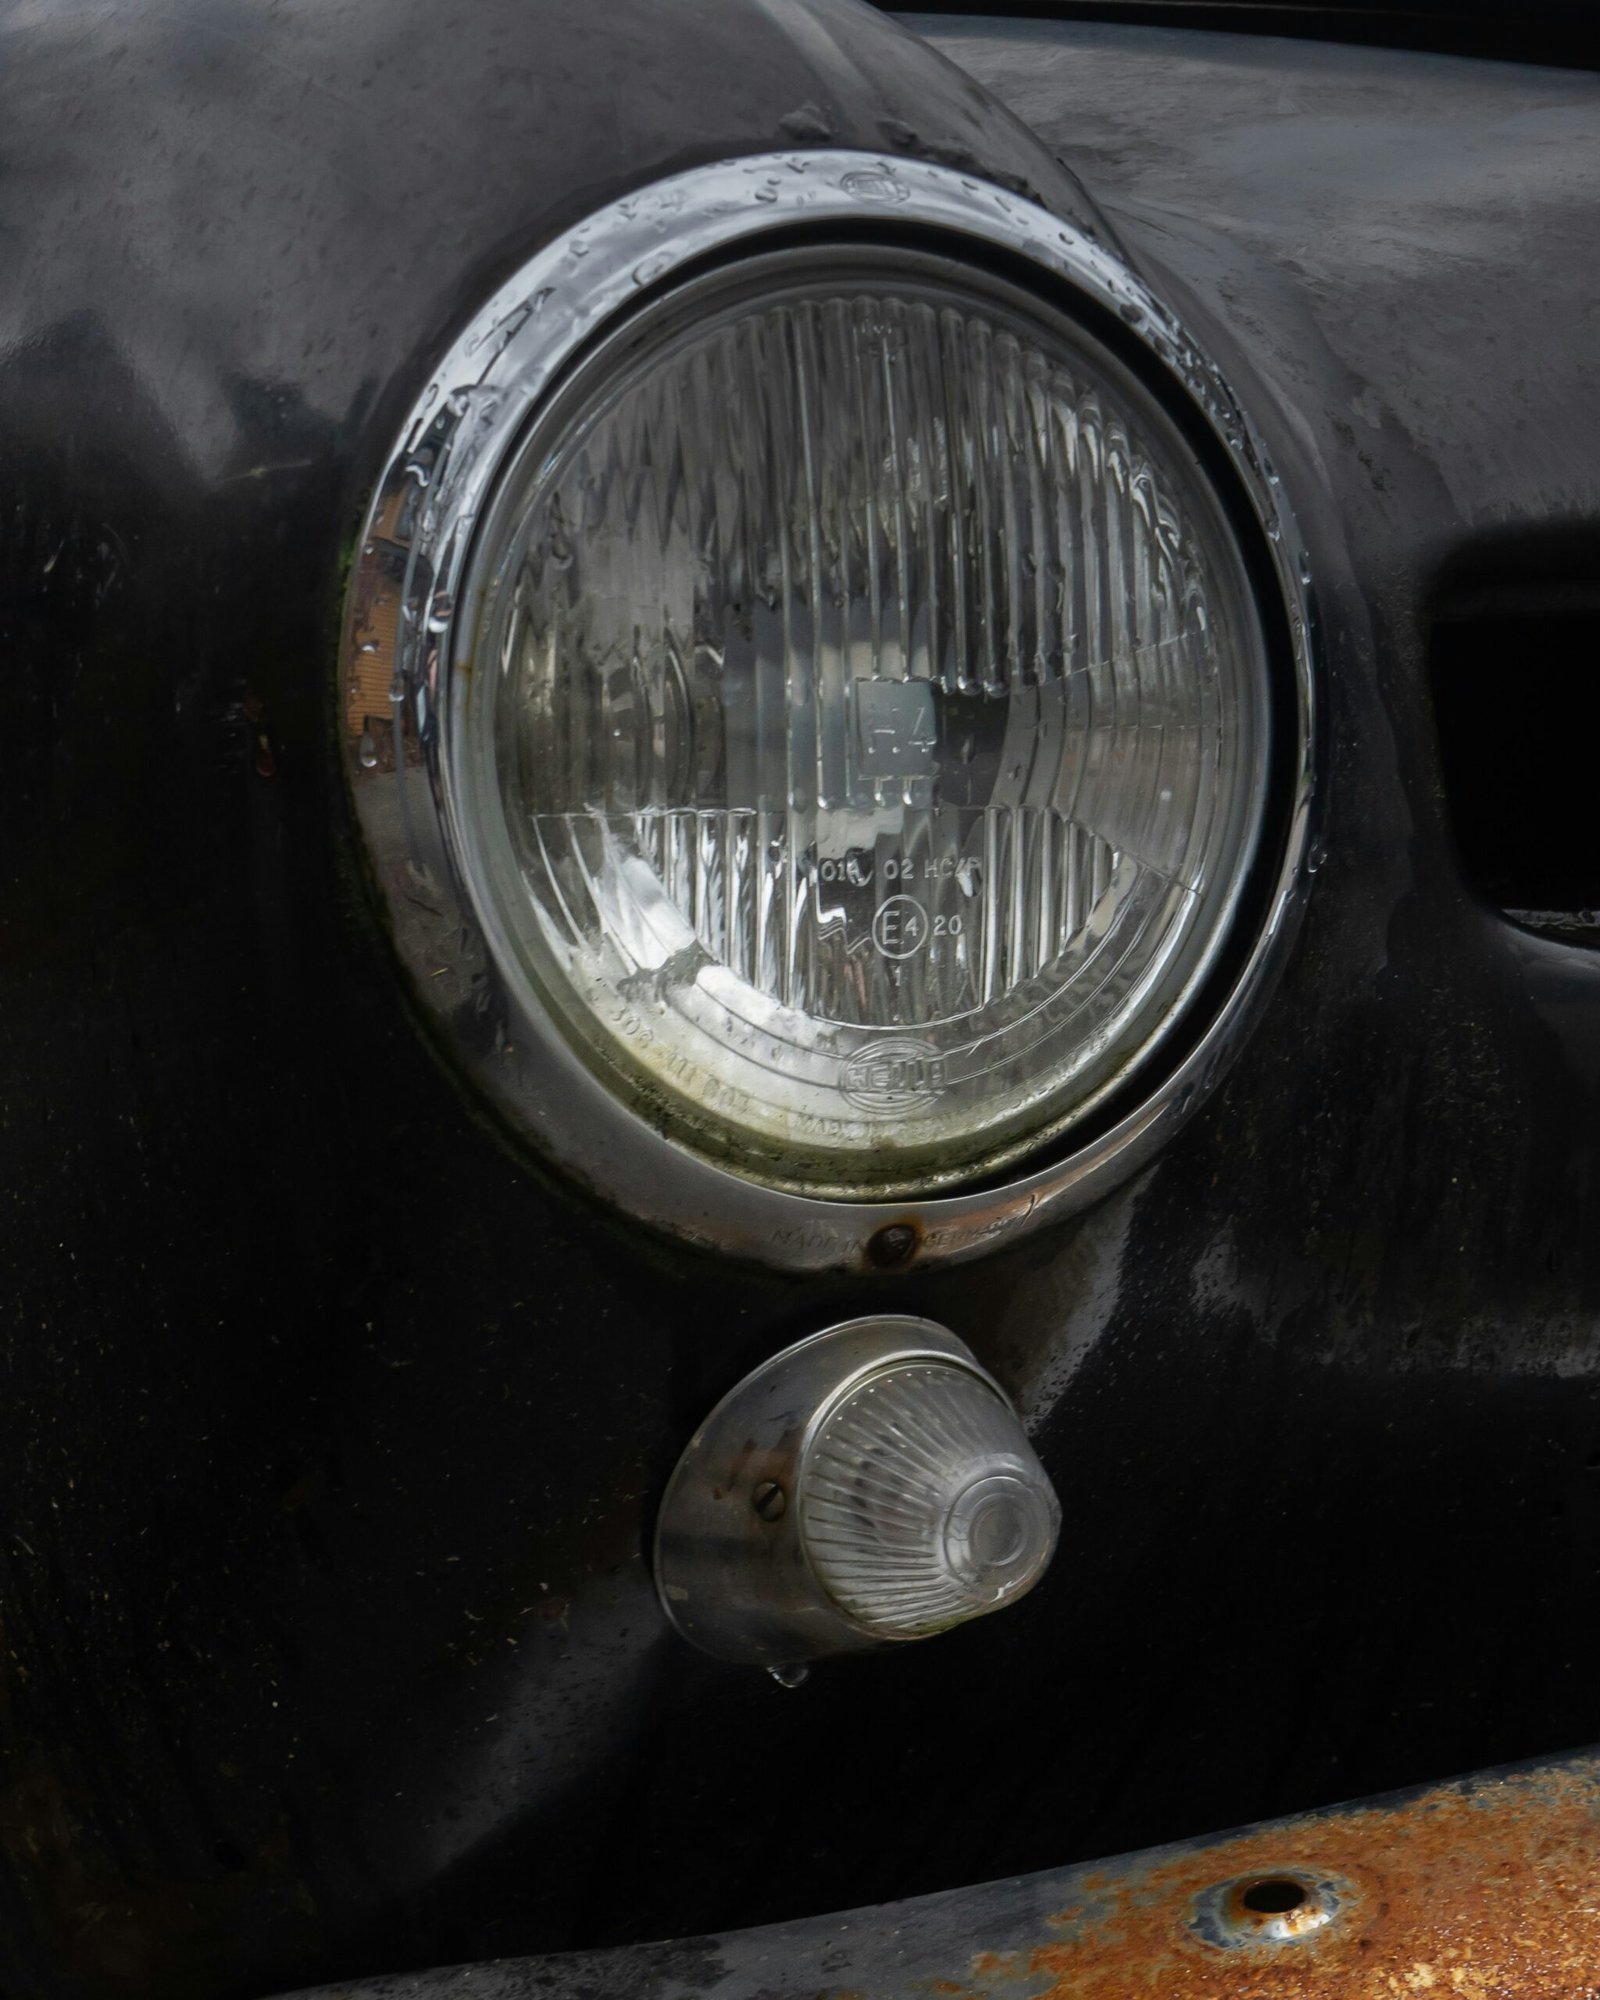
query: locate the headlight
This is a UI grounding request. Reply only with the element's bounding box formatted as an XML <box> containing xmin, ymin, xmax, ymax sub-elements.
<box><xmin>345</xmin><ymin>156</ymin><xmax>1313</xmax><ymax>1263</ymax></box>
<box><xmin>459</xmin><ymin>248</ymin><xmax>1267</xmax><ymax>1196</ymax></box>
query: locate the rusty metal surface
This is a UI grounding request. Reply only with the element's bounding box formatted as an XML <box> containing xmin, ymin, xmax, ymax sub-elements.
<box><xmin>979</xmin><ymin>1762</ymin><xmax>1600</xmax><ymax>1997</ymax></box>
<box><xmin>272</xmin><ymin>1751</ymin><xmax>1600</xmax><ymax>1998</ymax></box>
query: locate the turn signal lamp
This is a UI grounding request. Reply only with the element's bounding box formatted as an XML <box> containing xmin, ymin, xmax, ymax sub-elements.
<box><xmin>654</xmin><ymin>1317</ymin><xmax>1059</xmax><ymax>1665</ymax></box>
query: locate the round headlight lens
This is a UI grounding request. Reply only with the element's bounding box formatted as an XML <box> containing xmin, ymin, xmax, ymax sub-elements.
<box><xmin>451</xmin><ymin>248</ymin><xmax>1270</xmax><ymax>1197</ymax></box>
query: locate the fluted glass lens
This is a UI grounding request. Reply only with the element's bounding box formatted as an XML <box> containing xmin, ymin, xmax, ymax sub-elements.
<box><xmin>462</xmin><ymin>254</ymin><xmax>1269</xmax><ymax>1194</ymax></box>
<box><xmin>800</xmin><ymin>1362</ymin><xmax>1060</xmax><ymax>1639</ymax></box>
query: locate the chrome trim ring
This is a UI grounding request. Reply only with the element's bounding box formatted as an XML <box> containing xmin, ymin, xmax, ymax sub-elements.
<box><xmin>340</xmin><ymin>150</ymin><xmax>1316</xmax><ymax>1272</ymax></box>
<box><xmin>653</xmin><ymin>1316</ymin><xmax>1020</xmax><ymax>1665</ymax></box>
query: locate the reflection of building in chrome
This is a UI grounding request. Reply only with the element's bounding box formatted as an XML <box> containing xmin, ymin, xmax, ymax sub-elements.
<box><xmin>343</xmin><ymin>475</ymin><xmax>478</xmax><ymax>1010</ymax></box>
<box><xmin>345</xmin><ymin>481</ymin><xmax>420</xmax><ymax>775</ymax></box>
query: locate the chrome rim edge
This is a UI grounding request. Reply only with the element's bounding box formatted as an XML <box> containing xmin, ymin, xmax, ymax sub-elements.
<box><xmin>341</xmin><ymin>150</ymin><xmax>1317</xmax><ymax>1273</ymax></box>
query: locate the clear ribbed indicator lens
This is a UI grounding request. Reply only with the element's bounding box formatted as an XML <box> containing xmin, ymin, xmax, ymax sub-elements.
<box><xmin>800</xmin><ymin>1362</ymin><xmax>1060</xmax><ymax>1639</ymax></box>
<box><xmin>459</xmin><ymin>252</ymin><xmax>1269</xmax><ymax>1194</ymax></box>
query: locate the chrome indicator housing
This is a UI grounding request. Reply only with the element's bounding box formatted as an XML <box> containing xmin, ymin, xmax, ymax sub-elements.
<box><xmin>653</xmin><ymin>1316</ymin><xmax>1061</xmax><ymax>1667</ymax></box>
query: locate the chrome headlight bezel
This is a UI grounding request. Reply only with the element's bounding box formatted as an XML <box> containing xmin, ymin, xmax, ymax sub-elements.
<box><xmin>341</xmin><ymin>151</ymin><xmax>1316</xmax><ymax>1271</ymax></box>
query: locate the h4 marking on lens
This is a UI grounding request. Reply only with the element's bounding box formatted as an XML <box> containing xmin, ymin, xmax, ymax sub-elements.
<box><xmin>855</xmin><ymin>679</ymin><xmax>938</xmax><ymax>780</ymax></box>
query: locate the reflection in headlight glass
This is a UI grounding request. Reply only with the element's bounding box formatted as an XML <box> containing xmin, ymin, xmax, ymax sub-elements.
<box><xmin>462</xmin><ymin>260</ymin><xmax>1269</xmax><ymax>1194</ymax></box>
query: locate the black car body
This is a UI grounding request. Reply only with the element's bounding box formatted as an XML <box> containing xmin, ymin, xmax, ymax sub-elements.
<box><xmin>2</xmin><ymin>3</ymin><xmax>1598</xmax><ymax>1996</ymax></box>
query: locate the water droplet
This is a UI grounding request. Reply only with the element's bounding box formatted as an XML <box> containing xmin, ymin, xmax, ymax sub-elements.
<box><xmin>753</xmin><ymin>183</ymin><xmax>779</xmax><ymax>204</ymax></box>
<box><xmin>358</xmin><ymin>731</ymin><xmax>378</xmax><ymax>769</ymax></box>
<box><xmin>841</xmin><ymin>168</ymin><xmax>908</xmax><ymax>205</ymax></box>
<box><xmin>426</xmin><ymin>590</ymin><xmax>454</xmax><ymax>633</ymax></box>
<box><xmin>781</xmin><ymin>102</ymin><xmax>833</xmax><ymax>143</ymax></box>
<box><xmin>769</xmin><ymin>1663</ymin><xmax>810</xmax><ymax>1690</ymax></box>
<box><xmin>1119</xmin><ymin>301</ymin><xmax>1144</xmax><ymax>326</ymax></box>
<box><xmin>633</xmin><ymin>251</ymin><xmax>672</xmax><ymax>287</ymax></box>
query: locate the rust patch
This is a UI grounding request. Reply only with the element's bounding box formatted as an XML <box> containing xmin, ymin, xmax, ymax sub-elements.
<box><xmin>969</xmin><ymin>1762</ymin><xmax>1600</xmax><ymax>1999</ymax></box>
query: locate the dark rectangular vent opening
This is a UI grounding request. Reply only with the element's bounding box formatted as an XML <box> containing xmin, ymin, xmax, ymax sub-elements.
<box><xmin>1431</xmin><ymin>586</ymin><xmax>1600</xmax><ymax>945</ymax></box>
